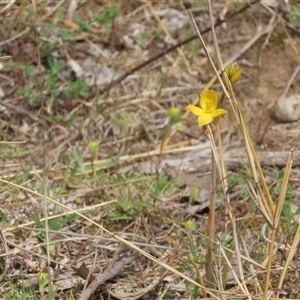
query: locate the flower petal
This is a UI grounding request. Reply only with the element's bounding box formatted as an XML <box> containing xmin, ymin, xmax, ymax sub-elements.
<box><xmin>200</xmin><ymin>90</ymin><xmax>218</xmax><ymax>112</ymax></box>
<box><xmin>186</xmin><ymin>105</ymin><xmax>204</xmax><ymax>116</ymax></box>
<box><xmin>197</xmin><ymin>113</ymin><xmax>213</xmax><ymax>126</ymax></box>
<box><xmin>211</xmin><ymin>108</ymin><xmax>228</xmax><ymax>118</ymax></box>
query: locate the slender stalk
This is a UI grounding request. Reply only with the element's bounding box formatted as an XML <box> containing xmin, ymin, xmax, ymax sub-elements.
<box><xmin>263</xmin><ymin>150</ymin><xmax>294</xmax><ymax>299</ymax></box>
<box><xmin>205</xmin><ymin>125</ymin><xmax>217</xmax><ymax>288</ymax></box>
<box><xmin>277</xmin><ymin>222</ymin><xmax>300</xmax><ymax>296</ymax></box>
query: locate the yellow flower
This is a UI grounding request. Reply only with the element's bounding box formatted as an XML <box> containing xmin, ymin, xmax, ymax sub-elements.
<box><xmin>185</xmin><ymin>218</ymin><xmax>196</xmax><ymax>229</ymax></box>
<box><xmin>186</xmin><ymin>89</ymin><xmax>227</xmax><ymax>126</ymax></box>
<box><xmin>89</xmin><ymin>140</ymin><xmax>99</xmax><ymax>153</ymax></box>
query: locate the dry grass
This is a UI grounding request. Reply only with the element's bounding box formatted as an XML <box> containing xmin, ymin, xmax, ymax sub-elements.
<box><xmin>0</xmin><ymin>0</ymin><xmax>300</xmax><ymax>299</ymax></box>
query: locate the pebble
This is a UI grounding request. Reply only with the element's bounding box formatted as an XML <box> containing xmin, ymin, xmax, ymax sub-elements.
<box><xmin>272</xmin><ymin>94</ymin><xmax>300</xmax><ymax>122</ymax></box>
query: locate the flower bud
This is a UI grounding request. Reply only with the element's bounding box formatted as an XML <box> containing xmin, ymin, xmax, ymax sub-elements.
<box><xmin>168</xmin><ymin>107</ymin><xmax>182</xmax><ymax>125</ymax></box>
<box><xmin>225</xmin><ymin>62</ymin><xmax>242</xmax><ymax>84</ymax></box>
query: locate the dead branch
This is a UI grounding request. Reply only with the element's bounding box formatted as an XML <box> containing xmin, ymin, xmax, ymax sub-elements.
<box><xmin>79</xmin><ymin>254</ymin><xmax>138</xmax><ymax>300</ymax></box>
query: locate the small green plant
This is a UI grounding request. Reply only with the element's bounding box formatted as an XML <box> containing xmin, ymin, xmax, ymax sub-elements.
<box><xmin>58</xmin><ymin>5</ymin><xmax>119</xmax><ymax>44</ymax></box>
<box><xmin>137</xmin><ymin>30</ymin><xmax>149</xmax><ymax>46</ymax></box>
<box><xmin>52</xmin><ymin>6</ymin><xmax>64</xmax><ymax>26</ymax></box>
<box><xmin>18</xmin><ymin>86</ymin><xmax>40</xmax><ymax>106</ymax></box>
<box><xmin>0</xmin><ymin>210</ymin><xmax>9</xmax><ymax>224</ymax></box>
<box><xmin>94</xmin><ymin>5</ymin><xmax>119</xmax><ymax>30</ymax></box>
<box><xmin>75</xmin><ymin>146</ymin><xmax>85</xmax><ymax>172</ymax></box>
<box><xmin>111</xmin><ymin>115</ymin><xmax>132</xmax><ymax>135</ymax></box>
<box><xmin>37</xmin><ymin>271</ymin><xmax>57</xmax><ymax>300</ymax></box>
<box><xmin>24</xmin><ymin>65</ymin><xmax>35</xmax><ymax>78</ymax></box>
<box><xmin>64</xmin><ymin>78</ymin><xmax>88</xmax><ymax>99</ymax></box>
<box><xmin>38</xmin><ymin>272</ymin><xmax>48</xmax><ymax>290</ymax></box>
<box><xmin>74</xmin><ymin>12</ymin><xmax>92</xmax><ymax>32</ymax></box>
<box><xmin>104</xmin><ymin>172</ymin><xmax>177</xmax><ymax>222</ymax></box>
<box><xmin>46</xmin><ymin>57</ymin><xmax>63</xmax><ymax>99</ymax></box>
<box><xmin>268</xmin><ymin>169</ymin><xmax>295</xmax><ymax>232</ymax></box>
<box><xmin>147</xmin><ymin>173</ymin><xmax>177</xmax><ymax>204</ymax></box>
<box><xmin>58</xmin><ymin>27</ymin><xmax>76</xmax><ymax>42</ymax></box>
<box><xmin>15</xmin><ymin>165</ymin><xmax>33</xmax><ymax>185</ymax></box>
<box><xmin>34</xmin><ymin>209</ymin><xmax>93</xmax><ymax>241</ymax></box>
<box><xmin>48</xmin><ymin>57</ymin><xmax>63</xmax><ymax>77</ymax></box>
<box><xmin>226</xmin><ymin>172</ymin><xmax>248</xmax><ymax>199</ymax></box>
<box><xmin>108</xmin><ymin>194</ymin><xmax>148</xmax><ymax>221</ymax></box>
<box><xmin>190</xmin><ymin>38</ymin><xmax>202</xmax><ymax>57</ymax></box>
<box><xmin>4</xmin><ymin>277</ymin><xmax>38</xmax><ymax>299</ymax></box>
<box><xmin>16</xmin><ymin>64</ymin><xmax>41</xmax><ymax>105</ymax></box>
<box><xmin>89</xmin><ymin>140</ymin><xmax>99</xmax><ymax>174</ymax></box>
<box><xmin>288</xmin><ymin>6</ymin><xmax>300</xmax><ymax>26</ymax></box>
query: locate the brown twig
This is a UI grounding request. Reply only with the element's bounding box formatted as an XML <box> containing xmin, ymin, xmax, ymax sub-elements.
<box><xmin>99</xmin><ymin>0</ymin><xmax>260</xmax><ymax>93</ymax></box>
<box><xmin>79</xmin><ymin>254</ymin><xmax>139</xmax><ymax>300</ymax></box>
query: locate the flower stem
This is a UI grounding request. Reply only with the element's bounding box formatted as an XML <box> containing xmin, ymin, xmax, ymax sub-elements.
<box><xmin>205</xmin><ymin>125</ymin><xmax>217</xmax><ymax>289</ymax></box>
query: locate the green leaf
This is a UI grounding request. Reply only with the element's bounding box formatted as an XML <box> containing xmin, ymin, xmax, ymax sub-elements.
<box><xmin>53</xmin><ymin>7</ymin><xmax>64</xmax><ymax>25</ymax></box>
<box><xmin>0</xmin><ymin>210</ymin><xmax>9</xmax><ymax>224</ymax></box>
<box><xmin>59</xmin><ymin>27</ymin><xmax>75</xmax><ymax>42</ymax></box>
<box><xmin>48</xmin><ymin>57</ymin><xmax>63</xmax><ymax>76</ymax></box>
<box><xmin>137</xmin><ymin>30</ymin><xmax>149</xmax><ymax>45</ymax></box>
<box><xmin>48</xmin><ymin>218</ymin><xmax>62</xmax><ymax>231</ymax></box>
<box><xmin>34</xmin><ymin>211</ymin><xmax>43</xmax><ymax>229</ymax></box>
<box><xmin>75</xmin><ymin>146</ymin><xmax>85</xmax><ymax>171</ymax></box>
<box><xmin>100</xmin><ymin>5</ymin><xmax>119</xmax><ymax>22</ymax></box>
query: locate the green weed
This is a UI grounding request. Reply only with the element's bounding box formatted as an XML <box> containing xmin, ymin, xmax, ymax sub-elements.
<box><xmin>65</xmin><ymin>78</ymin><xmax>88</xmax><ymax>99</ymax></box>
<box><xmin>137</xmin><ymin>30</ymin><xmax>149</xmax><ymax>46</ymax></box>
<box><xmin>288</xmin><ymin>6</ymin><xmax>300</xmax><ymax>26</ymax></box>
<box><xmin>94</xmin><ymin>5</ymin><xmax>119</xmax><ymax>31</ymax></box>
<box><xmin>58</xmin><ymin>26</ymin><xmax>75</xmax><ymax>42</ymax></box>
<box><xmin>4</xmin><ymin>276</ymin><xmax>38</xmax><ymax>300</ymax></box>
<box><xmin>34</xmin><ymin>208</ymin><xmax>93</xmax><ymax>241</ymax></box>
